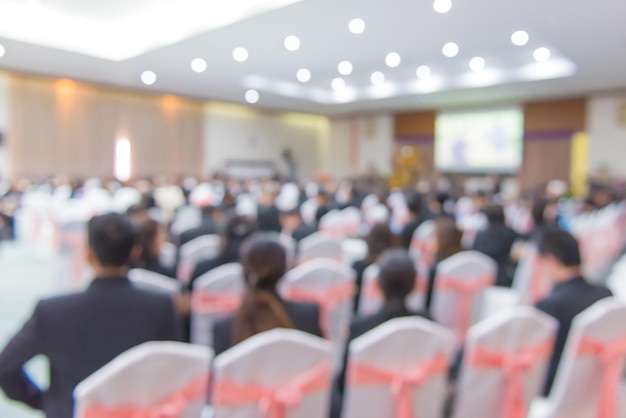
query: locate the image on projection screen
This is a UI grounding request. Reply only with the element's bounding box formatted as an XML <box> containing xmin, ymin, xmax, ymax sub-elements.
<box><xmin>434</xmin><ymin>108</ymin><xmax>524</xmax><ymax>173</ymax></box>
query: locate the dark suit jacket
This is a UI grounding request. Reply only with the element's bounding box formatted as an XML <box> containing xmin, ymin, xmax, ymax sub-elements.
<box><xmin>0</xmin><ymin>277</ymin><xmax>182</xmax><ymax>418</ymax></box>
<box><xmin>535</xmin><ymin>276</ymin><xmax>612</xmax><ymax>396</ymax></box>
<box><xmin>178</xmin><ymin>219</ymin><xmax>219</xmax><ymax>247</ymax></box>
<box><xmin>472</xmin><ymin>225</ymin><xmax>520</xmax><ymax>287</ymax></box>
<box><xmin>351</xmin><ymin>259</ymin><xmax>372</xmax><ymax>313</ymax></box>
<box><xmin>331</xmin><ymin>305</ymin><xmax>432</xmax><ymax>418</ymax></box>
<box><xmin>291</xmin><ymin>223</ymin><xmax>316</xmax><ymax>243</ymax></box>
<box><xmin>257</xmin><ymin>205</ymin><xmax>282</xmax><ymax>233</ymax></box>
<box><xmin>212</xmin><ymin>299</ymin><xmax>322</xmax><ymax>355</ymax></box>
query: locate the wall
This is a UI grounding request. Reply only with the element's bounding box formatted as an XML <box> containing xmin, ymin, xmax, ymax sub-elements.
<box><xmin>0</xmin><ymin>72</ymin><xmax>9</xmax><ymax>178</ymax></box>
<box><xmin>587</xmin><ymin>93</ymin><xmax>626</xmax><ymax>177</ymax></box>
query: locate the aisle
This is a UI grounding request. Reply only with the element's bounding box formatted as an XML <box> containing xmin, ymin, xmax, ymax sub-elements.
<box><xmin>0</xmin><ymin>240</ymin><xmax>71</xmax><ymax>418</ymax></box>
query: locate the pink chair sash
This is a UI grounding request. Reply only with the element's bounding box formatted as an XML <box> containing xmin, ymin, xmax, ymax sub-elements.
<box><xmin>411</xmin><ymin>240</ymin><xmax>434</xmax><ymax>269</ymax></box>
<box><xmin>283</xmin><ymin>282</ymin><xmax>354</xmax><ymax>337</ymax></box>
<box><xmin>577</xmin><ymin>335</ymin><xmax>626</xmax><ymax>418</ymax></box>
<box><xmin>84</xmin><ymin>372</ymin><xmax>209</xmax><ymax>418</ymax></box>
<box><xmin>191</xmin><ymin>291</ymin><xmax>241</xmax><ymax>314</ymax></box>
<box><xmin>297</xmin><ymin>255</ymin><xmax>342</xmax><ymax>265</ymax></box>
<box><xmin>468</xmin><ymin>340</ymin><xmax>554</xmax><ymax>418</ymax></box>
<box><xmin>213</xmin><ymin>363</ymin><xmax>330</xmax><ymax>418</ymax></box>
<box><xmin>436</xmin><ymin>274</ymin><xmax>495</xmax><ymax>341</ymax></box>
<box><xmin>347</xmin><ymin>353</ymin><xmax>449</xmax><ymax>418</ymax></box>
<box><xmin>529</xmin><ymin>255</ymin><xmax>549</xmax><ymax>304</ymax></box>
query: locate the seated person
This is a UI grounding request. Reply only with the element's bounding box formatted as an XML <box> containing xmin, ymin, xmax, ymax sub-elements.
<box><xmin>189</xmin><ymin>215</ymin><xmax>257</xmax><ymax>286</ymax></box>
<box><xmin>401</xmin><ymin>192</ymin><xmax>426</xmax><ymax>250</ymax></box>
<box><xmin>0</xmin><ymin>213</ymin><xmax>181</xmax><ymax>418</ymax></box>
<box><xmin>212</xmin><ymin>233</ymin><xmax>322</xmax><ymax>355</ymax></box>
<box><xmin>425</xmin><ymin>216</ymin><xmax>463</xmax><ymax>311</ymax></box>
<box><xmin>132</xmin><ymin>217</ymin><xmax>177</xmax><ymax>279</ymax></box>
<box><xmin>331</xmin><ymin>250</ymin><xmax>432</xmax><ymax>418</ymax></box>
<box><xmin>472</xmin><ymin>205</ymin><xmax>520</xmax><ymax>287</ymax></box>
<box><xmin>280</xmin><ymin>207</ymin><xmax>315</xmax><ymax>243</ymax></box>
<box><xmin>178</xmin><ymin>204</ymin><xmax>224</xmax><ymax>247</ymax></box>
<box><xmin>535</xmin><ymin>227</ymin><xmax>612</xmax><ymax>396</ymax></box>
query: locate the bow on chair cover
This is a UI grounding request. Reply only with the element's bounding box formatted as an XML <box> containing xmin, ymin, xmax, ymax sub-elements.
<box><xmin>191</xmin><ymin>291</ymin><xmax>241</xmax><ymax>314</ymax></box>
<box><xmin>468</xmin><ymin>340</ymin><xmax>554</xmax><ymax>418</ymax></box>
<box><xmin>347</xmin><ymin>353</ymin><xmax>449</xmax><ymax>418</ymax></box>
<box><xmin>84</xmin><ymin>373</ymin><xmax>209</xmax><ymax>418</ymax></box>
<box><xmin>283</xmin><ymin>282</ymin><xmax>354</xmax><ymax>337</ymax></box>
<box><xmin>213</xmin><ymin>363</ymin><xmax>331</xmax><ymax>418</ymax></box>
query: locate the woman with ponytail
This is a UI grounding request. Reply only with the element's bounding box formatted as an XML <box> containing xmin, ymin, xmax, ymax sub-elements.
<box><xmin>212</xmin><ymin>233</ymin><xmax>322</xmax><ymax>355</ymax></box>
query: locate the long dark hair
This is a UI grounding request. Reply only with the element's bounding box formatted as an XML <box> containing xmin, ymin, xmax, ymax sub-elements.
<box><xmin>435</xmin><ymin>216</ymin><xmax>463</xmax><ymax>260</ymax></box>
<box><xmin>365</xmin><ymin>223</ymin><xmax>394</xmax><ymax>264</ymax></box>
<box><xmin>232</xmin><ymin>233</ymin><xmax>294</xmax><ymax>345</ymax></box>
<box><xmin>134</xmin><ymin>218</ymin><xmax>161</xmax><ymax>266</ymax></box>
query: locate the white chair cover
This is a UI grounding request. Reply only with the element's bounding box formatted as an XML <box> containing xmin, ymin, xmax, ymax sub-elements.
<box><xmin>159</xmin><ymin>241</ymin><xmax>178</xmax><ymax>269</ymax></box>
<box><xmin>300</xmin><ymin>199</ymin><xmax>319</xmax><ymax>226</ymax></box>
<box><xmin>431</xmin><ymin>251</ymin><xmax>497</xmax><ymax>347</ymax></box>
<box><xmin>74</xmin><ymin>341</ymin><xmax>213</xmax><ymax>418</ymax></box>
<box><xmin>342</xmin><ymin>317</ymin><xmax>455</xmax><ymax>418</ymax></box>
<box><xmin>298</xmin><ymin>232</ymin><xmax>342</xmax><ymax>264</ymax></box>
<box><xmin>409</xmin><ymin>220</ymin><xmax>436</xmax><ymax>270</ymax></box>
<box><xmin>357</xmin><ymin>264</ymin><xmax>426</xmax><ymax>316</ymax></box>
<box><xmin>340</xmin><ymin>207</ymin><xmax>362</xmax><ymax>237</ymax></box>
<box><xmin>279</xmin><ymin>234</ymin><xmax>298</xmax><ymax>270</ymax></box>
<box><xmin>179</xmin><ymin>234</ymin><xmax>222</xmax><ymax>282</ymax></box>
<box><xmin>128</xmin><ymin>268</ymin><xmax>180</xmax><ymax>294</ymax></box>
<box><xmin>190</xmin><ymin>263</ymin><xmax>245</xmax><ymax>348</ymax></box>
<box><xmin>529</xmin><ymin>298</ymin><xmax>626</xmax><ymax>418</ymax></box>
<box><xmin>281</xmin><ymin>259</ymin><xmax>355</xmax><ymax>365</ymax></box>
<box><xmin>319</xmin><ymin>210</ymin><xmax>345</xmax><ymax>239</ymax></box>
<box><xmin>453</xmin><ymin>307</ymin><xmax>558</xmax><ymax>418</ymax></box>
<box><xmin>212</xmin><ymin>329</ymin><xmax>333</xmax><ymax>418</ymax></box>
<box><xmin>341</xmin><ymin>238</ymin><xmax>367</xmax><ymax>267</ymax></box>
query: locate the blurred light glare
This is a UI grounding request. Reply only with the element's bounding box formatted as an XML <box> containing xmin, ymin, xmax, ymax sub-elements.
<box><xmin>370</xmin><ymin>71</ymin><xmax>385</xmax><ymax>85</ymax></box>
<box><xmin>284</xmin><ymin>35</ymin><xmax>301</xmax><ymax>51</ymax></box>
<box><xmin>349</xmin><ymin>18</ymin><xmax>366</xmax><ymax>34</ymax></box>
<box><xmin>233</xmin><ymin>47</ymin><xmax>249</xmax><ymax>62</ymax></box>
<box><xmin>245</xmin><ymin>89</ymin><xmax>259</xmax><ymax>103</ymax></box>
<box><xmin>331</xmin><ymin>77</ymin><xmax>346</xmax><ymax>91</ymax></box>
<box><xmin>416</xmin><ymin>65</ymin><xmax>431</xmax><ymax>79</ymax></box>
<box><xmin>297</xmin><ymin>68</ymin><xmax>311</xmax><ymax>83</ymax></box>
<box><xmin>140</xmin><ymin>70</ymin><xmax>157</xmax><ymax>85</ymax></box>
<box><xmin>338</xmin><ymin>61</ymin><xmax>353</xmax><ymax>75</ymax></box>
<box><xmin>0</xmin><ymin>44</ymin><xmax>5</xmax><ymax>57</ymax></box>
<box><xmin>191</xmin><ymin>58</ymin><xmax>207</xmax><ymax>73</ymax></box>
<box><xmin>534</xmin><ymin>47</ymin><xmax>551</xmax><ymax>62</ymax></box>
<box><xmin>469</xmin><ymin>57</ymin><xmax>486</xmax><ymax>71</ymax></box>
<box><xmin>511</xmin><ymin>30</ymin><xmax>529</xmax><ymax>46</ymax></box>
<box><xmin>433</xmin><ymin>0</ymin><xmax>452</xmax><ymax>13</ymax></box>
<box><xmin>114</xmin><ymin>138</ymin><xmax>131</xmax><ymax>182</ymax></box>
<box><xmin>385</xmin><ymin>52</ymin><xmax>401</xmax><ymax>68</ymax></box>
<box><xmin>442</xmin><ymin>42</ymin><xmax>459</xmax><ymax>57</ymax></box>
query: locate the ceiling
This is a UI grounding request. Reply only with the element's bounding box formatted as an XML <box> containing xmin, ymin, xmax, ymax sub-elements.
<box><xmin>0</xmin><ymin>0</ymin><xmax>624</xmax><ymax>115</ymax></box>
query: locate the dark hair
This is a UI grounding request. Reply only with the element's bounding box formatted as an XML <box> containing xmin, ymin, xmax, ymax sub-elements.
<box><xmin>531</xmin><ymin>197</ymin><xmax>547</xmax><ymax>227</ymax></box>
<box><xmin>537</xmin><ymin>227</ymin><xmax>581</xmax><ymax>267</ymax></box>
<box><xmin>365</xmin><ymin>223</ymin><xmax>394</xmax><ymax>264</ymax></box>
<box><xmin>134</xmin><ymin>218</ymin><xmax>161</xmax><ymax>266</ymax></box>
<box><xmin>406</xmin><ymin>192</ymin><xmax>423</xmax><ymax>216</ymax></box>
<box><xmin>232</xmin><ymin>234</ymin><xmax>293</xmax><ymax>345</ymax></box>
<box><xmin>378</xmin><ymin>250</ymin><xmax>416</xmax><ymax>301</ymax></box>
<box><xmin>483</xmin><ymin>205</ymin><xmax>506</xmax><ymax>225</ymax></box>
<box><xmin>224</xmin><ymin>215</ymin><xmax>257</xmax><ymax>243</ymax></box>
<box><xmin>88</xmin><ymin>213</ymin><xmax>137</xmax><ymax>267</ymax></box>
<box><xmin>435</xmin><ymin>216</ymin><xmax>463</xmax><ymax>260</ymax></box>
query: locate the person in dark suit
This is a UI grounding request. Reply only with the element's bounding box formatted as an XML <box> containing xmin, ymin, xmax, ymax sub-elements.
<box><xmin>534</xmin><ymin>227</ymin><xmax>612</xmax><ymax>396</ymax></box>
<box><xmin>401</xmin><ymin>192</ymin><xmax>426</xmax><ymax>250</ymax></box>
<box><xmin>472</xmin><ymin>205</ymin><xmax>521</xmax><ymax>287</ymax></box>
<box><xmin>0</xmin><ymin>213</ymin><xmax>181</xmax><ymax>418</ymax></box>
<box><xmin>257</xmin><ymin>188</ymin><xmax>282</xmax><ymax>233</ymax></box>
<box><xmin>178</xmin><ymin>205</ymin><xmax>224</xmax><ymax>247</ymax></box>
<box><xmin>212</xmin><ymin>233</ymin><xmax>322</xmax><ymax>355</ymax></box>
<box><xmin>280</xmin><ymin>208</ymin><xmax>316</xmax><ymax>243</ymax></box>
<box><xmin>331</xmin><ymin>249</ymin><xmax>432</xmax><ymax>418</ymax></box>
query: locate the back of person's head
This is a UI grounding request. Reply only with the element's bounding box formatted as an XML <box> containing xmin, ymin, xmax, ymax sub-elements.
<box><xmin>537</xmin><ymin>226</ymin><xmax>581</xmax><ymax>267</ymax></box>
<box><xmin>88</xmin><ymin>213</ymin><xmax>137</xmax><ymax>267</ymax></box>
<box><xmin>406</xmin><ymin>192</ymin><xmax>423</xmax><ymax>216</ymax></box>
<box><xmin>224</xmin><ymin>215</ymin><xmax>257</xmax><ymax>243</ymax></box>
<box><xmin>483</xmin><ymin>205</ymin><xmax>506</xmax><ymax>226</ymax></box>
<box><xmin>434</xmin><ymin>215</ymin><xmax>463</xmax><ymax>260</ymax></box>
<box><xmin>134</xmin><ymin>218</ymin><xmax>161</xmax><ymax>265</ymax></box>
<box><xmin>232</xmin><ymin>233</ymin><xmax>293</xmax><ymax>345</ymax></box>
<box><xmin>378</xmin><ymin>249</ymin><xmax>416</xmax><ymax>302</ymax></box>
<box><xmin>365</xmin><ymin>222</ymin><xmax>394</xmax><ymax>263</ymax></box>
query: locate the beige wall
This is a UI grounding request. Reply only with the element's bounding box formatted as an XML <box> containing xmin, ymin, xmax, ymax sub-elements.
<box><xmin>0</xmin><ymin>72</ymin><xmax>9</xmax><ymax>178</ymax></box>
<box><xmin>587</xmin><ymin>93</ymin><xmax>626</xmax><ymax>177</ymax></box>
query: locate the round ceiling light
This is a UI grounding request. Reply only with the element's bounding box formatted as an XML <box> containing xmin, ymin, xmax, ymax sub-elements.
<box><xmin>511</xmin><ymin>30</ymin><xmax>529</xmax><ymax>46</ymax></box>
<box><xmin>245</xmin><ymin>89</ymin><xmax>259</xmax><ymax>104</ymax></box>
<box><xmin>331</xmin><ymin>77</ymin><xmax>346</xmax><ymax>91</ymax></box>
<box><xmin>416</xmin><ymin>65</ymin><xmax>431</xmax><ymax>79</ymax></box>
<box><xmin>370</xmin><ymin>71</ymin><xmax>385</xmax><ymax>85</ymax></box>
<box><xmin>349</xmin><ymin>18</ymin><xmax>366</xmax><ymax>34</ymax></box>
<box><xmin>0</xmin><ymin>44</ymin><xmax>5</xmax><ymax>57</ymax></box>
<box><xmin>233</xmin><ymin>47</ymin><xmax>249</xmax><ymax>62</ymax></box>
<box><xmin>469</xmin><ymin>57</ymin><xmax>486</xmax><ymax>71</ymax></box>
<box><xmin>433</xmin><ymin>0</ymin><xmax>452</xmax><ymax>13</ymax></box>
<box><xmin>297</xmin><ymin>68</ymin><xmax>311</xmax><ymax>83</ymax></box>
<box><xmin>442</xmin><ymin>42</ymin><xmax>459</xmax><ymax>57</ymax></box>
<box><xmin>533</xmin><ymin>47</ymin><xmax>551</xmax><ymax>62</ymax></box>
<box><xmin>140</xmin><ymin>70</ymin><xmax>157</xmax><ymax>85</ymax></box>
<box><xmin>385</xmin><ymin>52</ymin><xmax>401</xmax><ymax>68</ymax></box>
<box><xmin>338</xmin><ymin>61</ymin><xmax>353</xmax><ymax>75</ymax></box>
<box><xmin>191</xmin><ymin>58</ymin><xmax>207</xmax><ymax>73</ymax></box>
<box><xmin>284</xmin><ymin>35</ymin><xmax>301</xmax><ymax>51</ymax></box>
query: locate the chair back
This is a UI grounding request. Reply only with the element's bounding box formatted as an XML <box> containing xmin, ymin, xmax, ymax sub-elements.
<box><xmin>191</xmin><ymin>263</ymin><xmax>245</xmax><ymax>347</ymax></box>
<box><xmin>279</xmin><ymin>234</ymin><xmax>297</xmax><ymax>270</ymax></box>
<box><xmin>300</xmin><ymin>198</ymin><xmax>318</xmax><ymax>226</ymax></box>
<box><xmin>178</xmin><ymin>234</ymin><xmax>222</xmax><ymax>282</ymax></box>
<box><xmin>341</xmin><ymin>238</ymin><xmax>368</xmax><ymax>267</ymax></box>
<box><xmin>537</xmin><ymin>298</ymin><xmax>626</xmax><ymax>418</ymax></box>
<box><xmin>342</xmin><ymin>317</ymin><xmax>455</xmax><ymax>418</ymax></box>
<box><xmin>512</xmin><ymin>243</ymin><xmax>551</xmax><ymax>305</ymax></box>
<box><xmin>319</xmin><ymin>210</ymin><xmax>345</xmax><ymax>238</ymax></box>
<box><xmin>431</xmin><ymin>251</ymin><xmax>497</xmax><ymax>347</ymax></box>
<box><xmin>74</xmin><ymin>341</ymin><xmax>212</xmax><ymax>418</ymax></box>
<box><xmin>410</xmin><ymin>220</ymin><xmax>436</xmax><ymax>269</ymax></box>
<box><xmin>212</xmin><ymin>329</ymin><xmax>333</xmax><ymax>418</ymax></box>
<box><xmin>128</xmin><ymin>268</ymin><xmax>180</xmax><ymax>294</ymax></box>
<box><xmin>298</xmin><ymin>232</ymin><xmax>342</xmax><ymax>264</ymax></box>
<box><xmin>358</xmin><ymin>264</ymin><xmax>426</xmax><ymax>316</ymax></box>
<box><xmin>453</xmin><ymin>307</ymin><xmax>557</xmax><ymax>418</ymax></box>
<box><xmin>340</xmin><ymin>207</ymin><xmax>363</xmax><ymax>237</ymax></box>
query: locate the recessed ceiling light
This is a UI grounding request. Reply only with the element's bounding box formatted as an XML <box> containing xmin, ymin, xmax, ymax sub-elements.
<box><xmin>349</xmin><ymin>18</ymin><xmax>366</xmax><ymax>34</ymax></box>
<box><xmin>191</xmin><ymin>58</ymin><xmax>207</xmax><ymax>73</ymax></box>
<box><xmin>370</xmin><ymin>71</ymin><xmax>385</xmax><ymax>86</ymax></box>
<box><xmin>511</xmin><ymin>30</ymin><xmax>529</xmax><ymax>46</ymax></box>
<box><xmin>140</xmin><ymin>70</ymin><xmax>157</xmax><ymax>85</ymax></box>
<box><xmin>385</xmin><ymin>52</ymin><xmax>401</xmax><ymax>68</ymax></box>
<box><xmin>233</xmin><ymin>47</ymin><xmax>249</xmax><ymax>62</ymax></box>
<box><xmin>416</xmin><ymin>65</ymin><xmax>431</xmax><ymax>79</ymax></box>
<box><xmin>331</xmin><ymin>77</ymin><xmax>346</xmax><ymax>91</ymax></box>
<box><xmin>297</xmin><ymin>68</ymin><xmax>311</xmax><ymax>83</ymax></box>
<box><xmin>533</xmin><ymin>47</ymin><xmax>551</xmax><ymax>63</ymax></box>
<box><xmin>442</xmin><ymin>42</ymin><xmax>459</xmax><ymax>57</ymax></box>
<box><xmin>245</xmin><ymin>89</ymin><xmax>259</xmax><ymax>104</ymax></box>
<box><xmin>338</xmin><ymin>61</ymin><xmax>353</xmax><ymax>75</ymax></box>
<box><xmin>284</xmin><ymin>35</ymin><xmax>301</xmax><ymax>51</ymax></box>
<box><xmin>469</xmin><ymin>57</ymin><xmax>486</xmax><ymax>71</ymax></box>
<box><xmin>0</xmin><ymin>44</ymin><xmax>5</xmax><ymax>58</ymax></box>
<box><xmin>433</xmin><ymin>0</ymin><xmax>452</xmax><ymax>13</ymax></box>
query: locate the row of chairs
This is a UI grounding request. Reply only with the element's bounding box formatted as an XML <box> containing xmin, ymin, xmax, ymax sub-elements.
<box><xmin>73</xmin><ymin>298</ymin><xmax>626</xmax><ymax>418</ymax></box>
